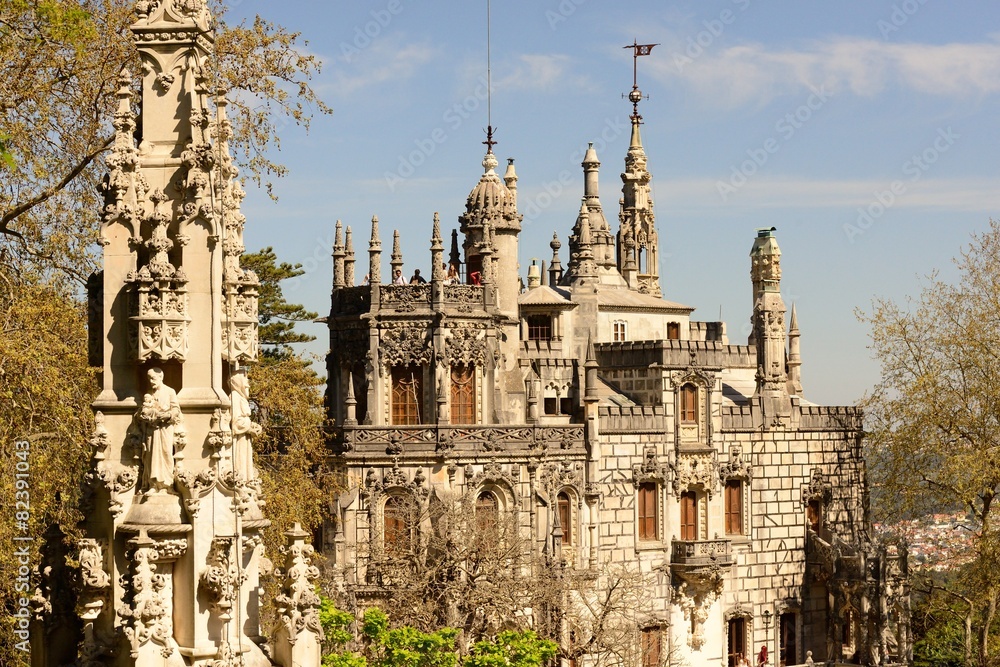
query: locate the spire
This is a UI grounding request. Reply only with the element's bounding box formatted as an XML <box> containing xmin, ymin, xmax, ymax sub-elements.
<box><xmin>368</xmin><ymin>215</ymin><xmax>382</xmax><ymax>284</ymax></box>
<box><xmin>390</xmin><ymin>229</ymin><xmax>403</xmax><ymax>281</ymax></box>
<box><xmin>333</xmin><ymin>220</ymin><xmax>345</xmax><ymax>289</ymax></box>
<box><xmin>549</xmin><ymin>233</ymin><xmax>563</xmax><ymax>286</ymax></box>
<box><xmin>430</xmin><ymin>212</ymin><xmax>444</xmax><ymax>281</ymax></box>
<box><xmin>345</xmin><ymin>370</ymin><xmax>357</xmax><ymax>425</ymax></box>
<box><xmin>585</xmin><ymin>334</ymin><xmax>599</xmax><ymax>402</ymax></box>
<box><xmin>787</xmin><ymin>303</ymin><xmax>803</xmax><ymax>395</ymax></box>
<box><xmin>572</xmin><ymin>200</ymin><xmax>599</xmax><ymax>284</ymax></box>
<box><xmin>750</xmin><ymin>228</ymin><xmax>791</xmax><ymax>424</ymax></box>
<box><xmin>344</xmin><ymin>226</ymin><xmax>356</xmax><ymax>286</ymax></box>
<box><xmin>581</xmin><ymin>142</ymin><xmax>615</xmax><ymax>271</ymax></box>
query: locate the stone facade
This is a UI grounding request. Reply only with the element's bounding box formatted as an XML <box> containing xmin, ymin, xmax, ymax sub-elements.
<box><xmin>31</xmin><ymin>3</ymin><xmax>319</xmax><ymax>666</ymax></box>
<box><xmin>324</xmin><ymin>96</ymin><xmax>911</xmax><ymax>665</ymax></box>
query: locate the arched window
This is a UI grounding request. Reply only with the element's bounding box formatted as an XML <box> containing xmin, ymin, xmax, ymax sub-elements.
<box><xmin>391</xmin><ymin>365</ymin><xmax>423</xmax><ymax>425</ymax></box>
<box><xmin>680</xmin><ymin>384</ymin><xmax>698</xmax><ymax>423</ymax></box>
<box><xmin>383</xmin><ymin>495</ymin><xmax>411</xmax><ymax>557</ymax></box>
<box><xmin>451</xmin><ymin>364</ymin><xmax>476</xmax><ymax>424</ymax></box>
<box><xmin>557</xmin><ymin>492</ymin><xmax>572</xmax><ymax>545</ymax></box>
<box><xmin>475</xmin><ymin>491</ymin><xmax>498</xmax><ymax>531</ymax></box>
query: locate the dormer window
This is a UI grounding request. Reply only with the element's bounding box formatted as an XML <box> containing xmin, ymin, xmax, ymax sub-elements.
<box><xmin>527</xmin><ymin>315</ymin><xmax>553</xmax><ymax>341</ymax></box>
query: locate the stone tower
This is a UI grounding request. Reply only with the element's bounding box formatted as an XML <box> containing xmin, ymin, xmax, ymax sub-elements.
<box><xmin>31</xmin><ymin>3</ymin><xmax>320</xmax><ymax>666</ymax></box>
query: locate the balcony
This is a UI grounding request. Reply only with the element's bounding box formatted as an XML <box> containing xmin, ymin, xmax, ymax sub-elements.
<box><xmin>670</xmin><ymin>539</ymin><xmax>734</xmax><ymax>574</ymax></box>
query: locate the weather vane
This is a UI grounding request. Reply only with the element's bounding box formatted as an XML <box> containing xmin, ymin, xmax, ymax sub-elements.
<box><xmin>623</xmin><ymin>40</ymin><xmax>658</xmax><ymax>121</ymax></box>
<box><xmin>483</xmin><ymin>0</ymin><xmax>497</xmax><ymax>153</ymax></box>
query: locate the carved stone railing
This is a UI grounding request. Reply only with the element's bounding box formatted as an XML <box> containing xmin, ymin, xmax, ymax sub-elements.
<box><xmin>334</xmin><ymin>424</ymin><xmax>585</xmax><ymax>455</ymax></box>
<box><xmin>379</xmin><ymin>284</ymin><xmax>432</xmax><ymax>312</ymax></box>
<box><xmin>443</xmin><ymin>284</ymin><xmax>486</xmax><ymax>312</ymax></box>
<box><xmin>670</xmin><ymin>539</ymin><xmax>734</xmax><ymax>568</ymax></box>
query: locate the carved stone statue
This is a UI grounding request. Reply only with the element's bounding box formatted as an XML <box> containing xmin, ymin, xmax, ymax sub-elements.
<box><xmin>230</xmin><ymin>371</ymin><xmax>262</xmax><ymax>480</ymax></box>
<box><xmin>136</xmin><ymin>367</ymin><xmax>182</xmax><ymax>492</ymax></box>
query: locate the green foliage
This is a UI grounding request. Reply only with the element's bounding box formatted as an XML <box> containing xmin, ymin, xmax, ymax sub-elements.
<box><xmin>241</xmin><ymin>247</ymin><xmax>318</xmax><ymax>357</ymax></box>
<box><xmin>363</xmin><ymin>607</ymin><xmax>459</xmax><ymax>667</ymax></box>
<box><xmin>463</xmin><ymin>631</ymin><xmax>558</xmax><ymax>667</ymax></box>
<box><xmin>914</xmin><ymin>613</ymin><xmax>966</xmax><ymax>667</ymax></box>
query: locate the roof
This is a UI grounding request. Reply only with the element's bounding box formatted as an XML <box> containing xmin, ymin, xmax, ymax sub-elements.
<box><xmin>518</xmin><ymin>285</ymin><xmax>577</xmax><ymax>308</ymax></box>
<box><xmin>594</xmin><ymin>288</ymin><xmax>693</xmax><ymax>313</ymax></box>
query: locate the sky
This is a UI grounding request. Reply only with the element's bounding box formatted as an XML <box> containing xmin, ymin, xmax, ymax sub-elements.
<box><xmin>226</xmin><ymin>1</ymin><xmax>1000</xmax><ymax>407</ymax></box>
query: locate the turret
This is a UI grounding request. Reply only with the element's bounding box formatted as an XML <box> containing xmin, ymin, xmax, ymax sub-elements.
<box><xmin>368</xmin><ymin>215</ymin><xmax>382</xmax><ymax>285</ymax></box>
<box><xmin>333</xmin><ymin>220</ymin><xmax>345</xmax><ymax>289</ymax></box>
<box><xmin>750</xmin><ymin>227</ymin><xmax>791</xmax><ymax>425</ymax></box>
<box><xmin>618</xmin><ymin>109</ymin><xmax>661</xmax><ymax>296</ymax></box>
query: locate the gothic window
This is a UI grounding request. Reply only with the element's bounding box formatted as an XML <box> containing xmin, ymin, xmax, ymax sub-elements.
<box><xmin>558</xmin><ymin>492</ymin><xmax>572</xmax><ymax>545</ymax></box>
<box><xmin>727</xmin><ymin>617</ymin><xmax>747</xmax><ymax>667</ymax></box>
<box><xmin>779</xmin><ymin>612</ymin><xmax>797</xmax><ymax>667</ymax></box>
<box><xmin>725</xmin><ymin>479</ymin><xmax>744</xmax><ymax>536</ymax></box>
<box><xmin>391</xmin><ymin>365</ymin><xmax>423</xmax><ymax>425</ymax></box>
<box><xmin>527</xmin><ymin>315</ymin><xmax>553</xmax><ymax>341</ymax></box>
<box><xmin>450</xmin><ymin>364</ymin><xmax>476</xmax><ymax>424</ymax></box>
<box><xmin>807</xmin><ymin>498</ymin><xmax>822</xmax><ymax>533</ymax></box>
<box><xmin>640</xmin><ymin>627</ymin><xmax>661</xmax><ymax>667</ymax></box>
<box><xmin>680</xmin><ymin>490</ymin><xmax>698</xmax><ymax>541</ymax></box>
<box><xmin>613</xmin><ymin>320</ymin><xmax>627</xmax><ymax>342</ymax></box>
<box><xmin>680</xmin><ymin>383</ymin><xmax>698</xmax><ymax>423</ymax></box>
<box><xmin>637</xmin><ymin>482</ymin><xmax>659</xmax><ymax>541</ymax></box>
<box><xmin>842</xmin><ymin>608</ymin><xmax>855</xmax><ymax>648</ymax></box>
<box><xmin>666</xmin><ymin>322</ymin><xmax>680</xmax><ymax>340</ymax></box>
<box><xmin>383</xmin><ymin>495</ymin><xmax>412</xmax><ymax>557</ymax></box>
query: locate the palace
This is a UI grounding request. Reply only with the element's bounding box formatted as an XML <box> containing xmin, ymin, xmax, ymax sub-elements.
<box><xmin>323</xmin><ymin>60</ymin><xmax>910</xmax><ymax>667</ymax></box>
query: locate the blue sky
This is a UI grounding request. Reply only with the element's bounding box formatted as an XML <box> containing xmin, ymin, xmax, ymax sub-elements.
<box><xmin>228</xmin><ymin>1</ymin><xmax>1000</xmax><ymax>407</ymax></box>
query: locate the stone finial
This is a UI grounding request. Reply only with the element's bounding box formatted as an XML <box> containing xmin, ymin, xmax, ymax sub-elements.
<box><xmin>549</xmin><ymin>233</ymin><xmax>563</xmax><ymax>285</ymax></box>
<box><xmin>368</xmin><ymin>215</ymin><xmax>381</xmax><ymax>284</ymax></box>
<box><xmin>750</xmin><ymin>227</ymin><xmax>781</xmax><ymax>296</ymax></box>
<box><xmin>333</xmin><ymin>220</ymin><xmax>345</xmax><ymax>289</ymax></box>
<box><xmin>272</xmin><ymin>523</ymin><xmax>323</xmax><ymax>667</ymax></box>
<box><xmin>787</xmin><ymin>303</ymin><xmax>803</xmax><ymax>395</ymax></box>
<box><xmin>344</xmin><ymin>226</ymin><xmax>356</xmax><ymax>286</ymax></box>
<box><xmin>585</xmin><ymin>333</ymin><xmax>598</xmax><ymax>402</ymax></box>
<box><xmin>431</xmin><ymin>213</ymin><xmax>445</xmax><ymax>281</ymax></box>
<box><xmin>345</xmin><ymin>370</ymin><xmax>357</xmax><ymax>425</ymax></box>
<box><xmin>449</xmin><ymin>228</ymin><xmax>462</xmax><ymax>275</ymax></box>
<box><xmin>390</xmin><ymin>229</ymin><xmax>404</xmax><ymax>281</ymax></box>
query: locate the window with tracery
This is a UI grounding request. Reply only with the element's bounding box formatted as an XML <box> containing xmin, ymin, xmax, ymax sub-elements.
<box><xmin>450</xmin><ymin>364</ymin><xmax>476</xmax><ymax>424</ymax></box>
<box><xmin>391</xmin><ymin>365</ymin><xmax>423</xmax><ymax>425</ymax></box>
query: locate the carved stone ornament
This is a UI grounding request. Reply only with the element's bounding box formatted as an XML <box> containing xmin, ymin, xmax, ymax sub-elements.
<box><xmin>444</xmin><ymin>323</ymin><xmax>490</xmax><ymax>366</ymax></box>
<box><xmin>724</xmin><ymin>600</ymin><xmax>753</xmax><ymax>621</ymax></box>
<box><xmin>77</xmin><ymin>538</ymin><xmax>112</xmax><ymax>590</ymax></box>
<box><xmin>381</xmin><ymin>283</ymin><xmax>431</xmax><ymax>312</ymax></box>
<box><xmin>719</xmin><ymin>443</ymin><xmax>752</xmax><ymax>483</ymax></box>
<box><xmin>675</xmin><ymin>572</ymin><xmax>724</xmax><ymax>651</ymax></box>
<box><xmin>200</xmin><ymin>537</ymin><xmax>244</xmax><ymax>615</ymax></box>
<box><xmin>89</xmin><ymin>465</ymin><xmax>139</xmax><ymax>519</ymax></box>
<box><xmin>272</xmin><ymin>524</ymin><xmax>324</xmax><ymax>666</ymax></box>
<box><xmin>120</xmin><ymin>532</ymin><xmax>182</xmax><ymax>661</ymax></box>
<box><xmin>672</xmin><ymin>451</ymin><xmax>718</xmax><ymax>498</ymax></box>
<box><xmin>174</xmin><ymin>465</ymin><xmax>218</xmax><ymax>518</ymax></box>
<box><xmin>633</xmin><ymin>445</ymin><xmax>668</xmax><ymax>486</ymax></box>
<box><xmin>802</xmin><ymin>467</ymin><xmax>833</xmax><ymax>505</ymax></box>
<box><xmin>466</xmin><ymin>460</ymin><xmax>519</xmax><ymax>495</ymax></box>
<box><xmin>379</xmin><ymin>324</ymin><xmax>433</xmax><ymax>367</ymax></box>
<box><xmin>362</xmin><ymin>460</ymin><xmax>428</xmax><ymax>500</ymax></box>
<box><xmin>540</xmin><ymin>460</ymin><xmax>584</xmax><ymax>500</ymax></box>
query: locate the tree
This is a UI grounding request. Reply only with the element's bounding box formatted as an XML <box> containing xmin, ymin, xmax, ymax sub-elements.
<box><xmin>329</xmin><ymin>488</ymin><xmax>660</xmax><ymax>665</ymax></box>
<box><xmin>241</xmin><ymin>247</ymin><xmax>319</xmax><ymax>357</ymax></box>
<box><xmin>241</xmin><ymin>247</ymin><xmax>329</xmax><ymax>631</ymax></box>
<box><xmin>860</xmin><ymin>219</ymin><xmax>1000</xmax><ymax>667</ymax></box>
<box><xmin>1</xmin><ymin>0</ymin><xmax>330</xmax><ymax>282</ymax></box>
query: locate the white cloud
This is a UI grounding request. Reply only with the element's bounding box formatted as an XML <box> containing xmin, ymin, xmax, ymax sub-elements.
<box><xmin>658</xmin><ymin>177</ymin><xmax>999</xmax><ymax>213</ymax></box>
<box><xmin>323</xmin><ymin>36</ymin><xmax>438</xmax><ymax>96</ymax></box>
<box><xmin>653</xmin><ymin>38</ymin><xmax>1000</xmax><ymax>108</ymax></box>
<box><xmin>489</xmin><ymin>54</ymin><xmax>596</xmax><ymax>93</ymax></box>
